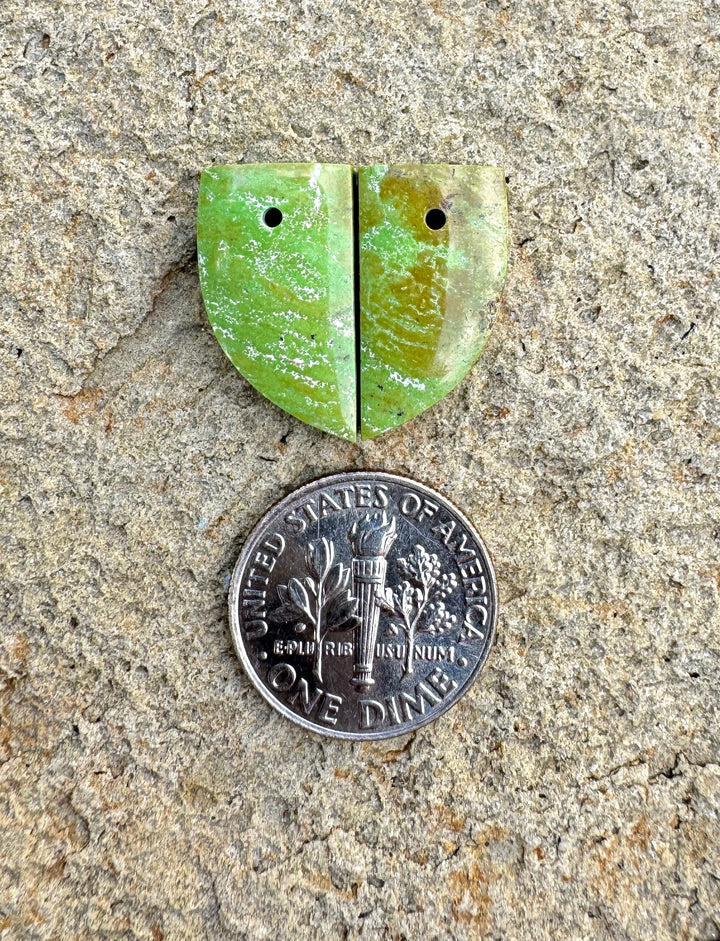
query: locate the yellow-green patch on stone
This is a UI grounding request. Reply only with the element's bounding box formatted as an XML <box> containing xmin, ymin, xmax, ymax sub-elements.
<box><xmin>358</xmin><ymin>165</ymin><xmax>508</xmax><ymax>438</ymax></box>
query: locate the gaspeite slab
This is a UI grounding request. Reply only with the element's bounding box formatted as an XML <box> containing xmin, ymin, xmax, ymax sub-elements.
<box><xmin>358</xmin><ymin>165</ymin><xmax>508</xmax><ymax>438</ymax></box>
<box><xmin>198</xmin><ymin>163</ymin><xmax>508</xmax><ymax>440</ymax></box>
<box><xmin>197</xmin><ymin>163</ymin><xmax>356</xmax><ymax>440</ymax></box>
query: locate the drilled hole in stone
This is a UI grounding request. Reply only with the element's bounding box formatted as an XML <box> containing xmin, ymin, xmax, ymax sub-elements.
<box><xmin>425</xmin><ymin>208</ymin><xmax>446</xmax><ymax>230</ymax></box>
<box><xmin>263</xmin><ymin>207</ymin><xmax>283</xmax><ymax>228</ymax></box>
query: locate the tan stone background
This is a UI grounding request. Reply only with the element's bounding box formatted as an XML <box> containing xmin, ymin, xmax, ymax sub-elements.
<box><xmin>1</xmin><ymin>1</ymin><xmax>719</xmax><ymax>938</ymax></box>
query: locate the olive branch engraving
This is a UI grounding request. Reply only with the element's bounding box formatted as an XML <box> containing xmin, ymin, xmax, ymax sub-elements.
<box><xmin>378</xmin><ymin>545</ymin><xmax>459</xmax><ymax>676</ymax></box>
<box><xmin>272</xmin><ymin>537</ymin><xmax>359</xmax><ymax>683</ymax></box>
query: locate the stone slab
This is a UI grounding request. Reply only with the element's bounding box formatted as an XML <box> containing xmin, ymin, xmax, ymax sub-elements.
<box><xmin>198</xmin><ymin>163</ymin><xmax>356</xmax><ymax>440</ymax></box>
<box><xmin>359</xmin><ymin>164</ymin><xmax>507</xmax><ymax>438</ymax></box>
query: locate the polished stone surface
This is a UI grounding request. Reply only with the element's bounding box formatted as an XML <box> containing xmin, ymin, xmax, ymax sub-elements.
<box><xmin>359</xmin><ymin>165</ymin><xmax>507</xmax><ymax>437</ymax></box>
<box><xmin>198</xmin><ymin>163</ymin><xmax>356</xmax><ymax>440</ymax></box>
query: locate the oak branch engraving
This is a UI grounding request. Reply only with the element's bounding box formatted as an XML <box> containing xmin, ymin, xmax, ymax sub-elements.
<box><xmin>379</xmin><ymin>545</ymin><xmax>459</xmax><ymax>676</ymax></box>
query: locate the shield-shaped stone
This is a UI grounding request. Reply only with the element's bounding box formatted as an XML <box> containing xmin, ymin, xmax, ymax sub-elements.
<box><xmin>197</xmin><ymin>163</ymin><xmax>356</xmax><ymax>440</ymax></box>
<box><xmin>358</xmin><ymin>165</ymin><xmax>508</xmax><ymax>438</ymax></box>
<box><xmin>198</xmin><ymin>163</ymin><xmax>508</xmax><ymax>440</ymax></box>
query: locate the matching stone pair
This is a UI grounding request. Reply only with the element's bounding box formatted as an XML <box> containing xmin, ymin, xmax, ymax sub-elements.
<box><xmin>197</xmin><ymin>163</ymin><xmax>508</xmax><ymax>440</ymax></box>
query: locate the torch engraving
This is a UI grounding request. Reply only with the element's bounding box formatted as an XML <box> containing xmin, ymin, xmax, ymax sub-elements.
<box><xmin>348</xmin><ymin>512</ymin><xmax>397</xmax><ymax>690</ymax></box>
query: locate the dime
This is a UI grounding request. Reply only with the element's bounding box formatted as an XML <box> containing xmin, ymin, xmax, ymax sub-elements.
<box><xmin>229</xmin><ymin>472</ymin><xmax>498</xmax><ymax>740</ymax></box>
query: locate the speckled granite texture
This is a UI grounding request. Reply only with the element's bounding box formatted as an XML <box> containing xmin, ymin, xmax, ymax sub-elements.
<box><xmin>1</xmin><ymin>2</ymin><xmax>719</xmax><ymax>940</ymax></box>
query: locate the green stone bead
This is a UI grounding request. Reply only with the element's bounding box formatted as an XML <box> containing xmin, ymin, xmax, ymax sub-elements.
<box><xmin>358</xmin><ymin>165</ymin><xmax>508</xmax><ymax>438</ymax></box>
<box><xmin>197</xmin><ymin>163</ymin><xmax>356</xmax><ymax>440</ymax></box>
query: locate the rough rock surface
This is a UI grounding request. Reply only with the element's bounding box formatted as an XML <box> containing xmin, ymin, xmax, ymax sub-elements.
<box><xmin>1</xmin><ymin>2</ymin><xmax>719</xmax><ymax>939</ymax></box>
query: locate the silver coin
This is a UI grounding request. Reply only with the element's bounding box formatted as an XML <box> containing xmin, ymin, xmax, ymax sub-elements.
<box><xmin>229</xmin><ymin>471</ymin><xmax>498</xmax><ymax>740</ymax></box>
